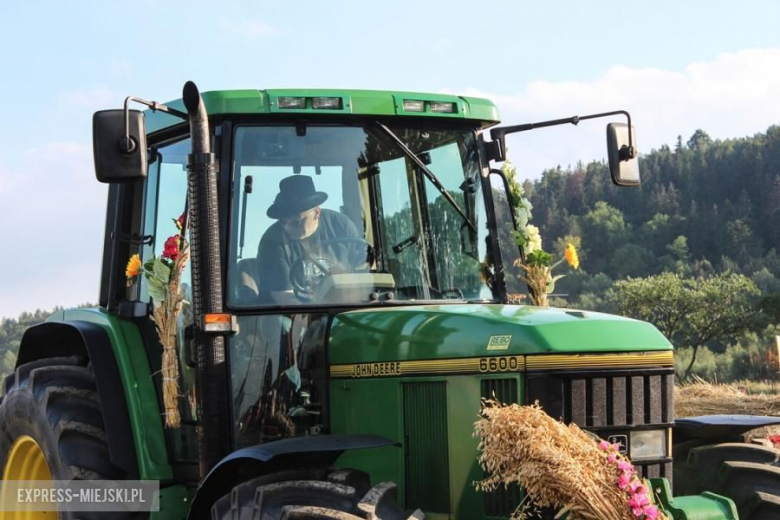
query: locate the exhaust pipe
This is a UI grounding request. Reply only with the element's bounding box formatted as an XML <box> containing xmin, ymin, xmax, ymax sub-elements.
<box><xmin>183</xmin><ymin>81</ymin><xmax>231</xmax><ymax>477</ymax></box>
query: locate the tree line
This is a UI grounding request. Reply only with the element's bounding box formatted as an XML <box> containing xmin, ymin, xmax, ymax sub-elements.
<box><xmin>509</xmin><ymin>124</ymin><xmax>780</xmax><ymax>381</ymax></box>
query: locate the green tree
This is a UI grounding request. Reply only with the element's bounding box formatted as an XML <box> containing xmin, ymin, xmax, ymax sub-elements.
<box><xmin>580</xmin><ymin>201</ymin><xmax>627</xmax><ymax>272</ymax></box>
<box><xmin>751</xmin><ymin>267</ymin><xmax>780</xmax><ymax>294</ymax></box>
<box><xmin>687</xmin><ymin>129</ymin><xmax>712</xmax><ymax>152</ymax></box>
<box><xmin>0</xmin><ymin>350</ymin><xmax>16</xmax><ymax>379</ymax></box>
<box><xmin>607</xmin><ymin>273</ymin><xmax>762</xmax><ymax>379</ymax></box>
<box><xmin>724</xmin><ymin>218</ymin><xmax>761</xmax><ymax>264</ymax></box>
<box><xmin>609</xmin><ymin>244</ymin><xmax>655</xmax><ymax>279</ymax></box>
<box><xmin>641</xmin><ymin>213</ymin><xmax>684</xmax><ymax>257</ymax></box>
<box><xmin>660</xmin><ymin>235</ymin><xmax>691</xmax><ymax>274</ymax></box>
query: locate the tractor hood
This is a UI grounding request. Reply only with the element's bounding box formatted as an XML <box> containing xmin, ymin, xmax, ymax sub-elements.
<box><xmin>328</xmin><ymin>304</ymin><xmax>671</xmax><ymax>365</ymax></box>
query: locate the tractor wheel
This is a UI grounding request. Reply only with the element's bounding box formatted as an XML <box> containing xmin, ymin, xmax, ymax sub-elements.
<box><xmin>211</xmin><ymin>467</ymin><xmax>424</xmax><ymax>520</ymax></box>
<box><xmin>0</xmin><ymin>355</ymin><xmax>134</xmax><ymax>518</ymax></box>
<box><xmin>674</xmin><ymin>441</ymin><xmax>780</xmax><ymax>520</ymax></box>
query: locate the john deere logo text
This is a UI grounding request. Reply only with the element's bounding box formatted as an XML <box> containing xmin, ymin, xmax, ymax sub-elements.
<box><xmin>351</xmin><ymin>362</ymin><xmax>402</xmax><ymax>378</ymax></box>
<box><xmin>487</xmin><ymin>335</ymin><xmax>512</xmax><ymax>350</ymax></box>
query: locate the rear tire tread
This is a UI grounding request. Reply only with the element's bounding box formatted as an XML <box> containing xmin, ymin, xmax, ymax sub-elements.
<box><xmin>674</xmin><ymin>442</ymin><xmax>780</xmax><ymax>520</ymax></box>
<box><xmin>7</xmin><ymin>355</ymin><xmax>85</xmax><ymax>392</ymax></box>
<box><xmin>743</xmin><ymin>491</ymin><xmax>780</xmax><ymax>520</ymax></box>
<box><xmin>280</xmin><ymin>506</ymin><xmax>364</xmax><ymax>520</ymax></box>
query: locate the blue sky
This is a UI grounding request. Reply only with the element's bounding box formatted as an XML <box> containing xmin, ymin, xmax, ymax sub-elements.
<box><xmin>2</xmin><ymin>1</ymin><xmax>780</xmax><ymax>319</ymax></box>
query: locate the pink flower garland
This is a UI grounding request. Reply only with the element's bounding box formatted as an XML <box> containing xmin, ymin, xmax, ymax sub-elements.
<box><xmin>598</xmin><ymin>441</ymin><xmax>661</xmax><ymax>520</ymax></box>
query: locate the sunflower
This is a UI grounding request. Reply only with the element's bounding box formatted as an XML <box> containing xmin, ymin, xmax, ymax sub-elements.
<box><xmin>564</xmin><ymin>243</ymin><xmax>580</xmax><ymax>270</ymax></box>
<box><xmin>126</xmin><ymin>254</ymin><xmax>143</xmax><ymax>278</ymax></box>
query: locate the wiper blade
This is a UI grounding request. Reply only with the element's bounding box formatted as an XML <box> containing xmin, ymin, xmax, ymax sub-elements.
<box><xmin>375</xmin><ymin>122</ymin><xmax>477</xmax><ymax>233</ymax></box>
<box><xmin>392</xmin><ymin>235</ymin><xmax>419</xmax><ymax>254</ymax></box>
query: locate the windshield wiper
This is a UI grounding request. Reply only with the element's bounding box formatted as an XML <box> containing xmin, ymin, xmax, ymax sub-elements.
<box><xmin>392</xmin><ymin>235</ymin><xmax>419</xmax><ymax>254</ymax></box>
<box><xmin>374</xmin><ymin>122</ymin><xmax>477</xmax><ymax>233</ymax></box>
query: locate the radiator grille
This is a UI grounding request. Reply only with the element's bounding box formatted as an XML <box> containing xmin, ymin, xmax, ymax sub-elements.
<box><xmin>403</xmin><ymin>382</ymin><xmax>450</xmax><ymax>513</ymax></box>
<box><xmin>528</xmin><ymin>368</ymin><xmax>674</xmax><ymax>480</ymax></box>
<box><xmin>481</xmin><ymin>378</ymin><xmax>521</xmax><ymax>518</ymax></box>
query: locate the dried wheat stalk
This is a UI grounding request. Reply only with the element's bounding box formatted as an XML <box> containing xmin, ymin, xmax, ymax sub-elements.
<box><xmin>475</xmin><ymin>401</ymin><xmax>658</xmax><ymax>520</ymax></box>
<box><xmin>150</xmin><ymin>248</ymin><xmax>189</xmax><ymax>429</ymax></box>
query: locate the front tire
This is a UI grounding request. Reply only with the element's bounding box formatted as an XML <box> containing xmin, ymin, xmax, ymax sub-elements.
<box><xmin>674</xmin><ymin>441</ymin><xmax>780</xmax><ymax>520</ymax></box>
<box><xmin>0</xmin><ymin>356</ymin><xmax>135</xmax><ymax>518</ymax></box>
<box><xmin>210</xmin><ymin>468</ymin><xmax>424</xmax><ymax>520</ymax></box>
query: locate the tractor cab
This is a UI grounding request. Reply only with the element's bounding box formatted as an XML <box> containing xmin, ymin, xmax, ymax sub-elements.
<box><xmin>92</xmin><ymin>87</ymin><xmax>532</xmax><ymax>472</ymax></box>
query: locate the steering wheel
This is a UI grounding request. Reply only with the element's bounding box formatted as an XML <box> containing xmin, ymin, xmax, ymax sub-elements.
<box><xmin>289</xmin><ymin>237</ymin><xmax>373</xmax><ymax>300</ymax></box>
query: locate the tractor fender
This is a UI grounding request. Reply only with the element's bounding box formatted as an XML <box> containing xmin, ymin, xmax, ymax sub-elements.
<box><xmin>188</xmin><ymin>434</ymin><xmax>399</xmax><ymax>517</ymax></box>
<box><xmin>15</xmin><ymin>320</ymin><xmax>139</xmax><ymax>478</ymax></box>
<box><xmin>674</xmin><ymin>415</ymin><xmax>780</xmax><ymax>444</ymax></box>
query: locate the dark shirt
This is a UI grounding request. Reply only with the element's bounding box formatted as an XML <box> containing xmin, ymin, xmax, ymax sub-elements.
<box><xmin>257</xmin><ymin>209</ymin><xmax>362</xmax><ymax>298</ymax></box>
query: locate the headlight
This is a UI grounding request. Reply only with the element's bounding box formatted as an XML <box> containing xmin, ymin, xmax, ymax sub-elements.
<box><xmin>430</xmin><ymin>101</ymin><xmax>456</xmax><ymax>113</ymax></box>
<box><xmin>312</xmin><ymin>97</ymin><xmax>343</xmax><ymax>110</ymax></box>
<box><xmin>402</xmin><ymin>99</ymin><xmax>425</xmax><ymax>112</ymax></box>
<box><xmin>278</xmin><ymin>97</ymin><xmax>306</xmax><ymax>109</ymax></box>
<box><xmin>629</xmin><ymin>430</ymin><xmax>667</xmax><ymax>461</ymax></box>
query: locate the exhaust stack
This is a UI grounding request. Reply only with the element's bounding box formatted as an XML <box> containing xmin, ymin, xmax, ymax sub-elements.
<box><xmin>183</xmin><ymin>81</ymin><xmax>231</xmax><ymax>477</ymax></box>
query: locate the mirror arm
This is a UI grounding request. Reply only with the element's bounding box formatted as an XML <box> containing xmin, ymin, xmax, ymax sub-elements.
<box><xmin>121</xmin><ymin>96</ymin><xmax>188</xmax><ymax>153</ymax></box>
<box><xmin>488</xmin><ymin>110</ymin><xmax>636</xmax><ymax>162</ymax></box>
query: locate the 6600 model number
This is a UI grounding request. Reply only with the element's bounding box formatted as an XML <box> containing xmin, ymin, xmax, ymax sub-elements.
<box><xmin>479</xmin><ymin>356</ymin><xmax>523</xmax><ymax>373</ymax></box>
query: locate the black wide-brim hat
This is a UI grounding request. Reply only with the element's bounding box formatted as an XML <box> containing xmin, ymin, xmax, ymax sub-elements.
<box><xmin>267</xmin><ymin>175</ymin><xmax>328</xmax><ymax>219</ymax></box>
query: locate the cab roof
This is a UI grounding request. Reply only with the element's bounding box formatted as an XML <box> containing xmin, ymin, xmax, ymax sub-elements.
<box><xmin>145</xmin><ymin>88</ymin><xmax>501</xmax><ymax>134</ymax></box>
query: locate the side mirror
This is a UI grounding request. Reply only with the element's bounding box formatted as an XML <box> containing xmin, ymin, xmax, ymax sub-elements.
<box><xmin>93</xmin><ymin>109</ymin><xmax>147</xmax><ymax>183</ymax></box>
<box><xmin>607</xmin><ymin>123</ymin><xmax>640</xmax><ymax>187</ymax></box>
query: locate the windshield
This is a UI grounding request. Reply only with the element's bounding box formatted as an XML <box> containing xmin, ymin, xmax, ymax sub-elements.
<box><xmin>228</xmin><ymin>123</ymin><xmax>497</xmax><ymax>307</ymax></box>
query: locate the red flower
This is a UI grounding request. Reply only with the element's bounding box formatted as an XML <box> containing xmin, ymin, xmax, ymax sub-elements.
<box><xmin>162</xmin><ymin>235</ymin><xmax>180</xmax><ymax>261</ymax></box>
<box><xmin>175</xmin><ymin>212</ymin><xmax>186</xmax><ymax>231</ymax></box>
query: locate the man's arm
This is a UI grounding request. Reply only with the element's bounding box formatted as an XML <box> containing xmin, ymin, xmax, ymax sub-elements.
<box><xmin>257</xmin><ymin>228</ymin><xmax>295</xmax><ymax>298</ymax></box>
<box><xmin>329</xmin><ymin>211</ymin><xmax>368</xmax><ymax>267</ymax></box>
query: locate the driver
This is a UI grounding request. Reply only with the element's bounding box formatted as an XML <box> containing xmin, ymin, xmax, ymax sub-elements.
<box><xmin>257</xmin><ymin>175</ymin><xmax>364</xmax><ymax>302</ymax></box>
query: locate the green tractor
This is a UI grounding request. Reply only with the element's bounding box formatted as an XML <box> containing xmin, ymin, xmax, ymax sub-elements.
<box><xmin>2</xmin><ymin>81</ymin><xmax>779</xmax><ymax>519</ymax></box>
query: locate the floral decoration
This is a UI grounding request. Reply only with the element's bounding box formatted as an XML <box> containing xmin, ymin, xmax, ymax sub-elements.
<box><xmin>501</xmin><ymin>161</ymin><xmax>581</xmax><ymax>307</ymax></box>
<box><xmin>598</xmin><ymin>441</ymin><xmax>661</xmax><ymax>520</ymax></box>
<box><xmin>126</xmin><ymin>212</ymin><xmax>189</xmax><ymax>428</ymax></box>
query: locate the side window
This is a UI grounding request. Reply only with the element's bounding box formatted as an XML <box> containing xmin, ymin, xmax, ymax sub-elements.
<box><xmin>142</xmin><ymin>139</ymin><xmax>192</xmax><ymax>303</ymax></box>
<box><xmin>423</xmin><ymin>141</ymin><xmax>481</xmax><ymax>295</ymax></box>
<box><xmin>142</xmin><ymin>139</ymin><xmax>198</xmax><ymax>424</ymax></box>
<box><xmin>376</xmin><ymin>157</ymin><xmax>427</xmax><ymax>291</ymax></box>
<box><xmin>489</xmin><ymin>173</ymin><xmax>527</xmax><ymax>302</ymax></box>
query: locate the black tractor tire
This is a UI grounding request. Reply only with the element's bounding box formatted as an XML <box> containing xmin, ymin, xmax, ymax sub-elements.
<box><xmin>674</xmin><ymin>441</ymin><xmax>780</xmax><ymax>520</ymax></box>
<box><xmin>0</xmin><ymin>355</ymin><xmax>137</xmax><ymax>518</ymax></box>
<box><xmin>211</xmin><ymin>467</ymin><xmax>425</xmax><ymax>520</ymax></box>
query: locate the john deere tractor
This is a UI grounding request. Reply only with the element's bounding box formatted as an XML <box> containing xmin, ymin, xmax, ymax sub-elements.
<box><xmin>3</xmin><ymin>81</ymin><xmax>780</xmax><ymax>519</ymax></box>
